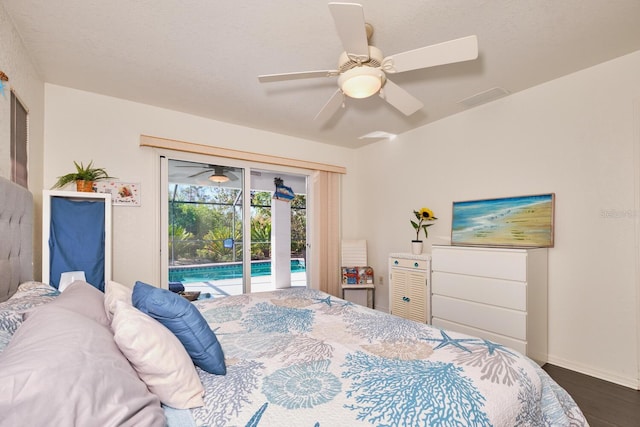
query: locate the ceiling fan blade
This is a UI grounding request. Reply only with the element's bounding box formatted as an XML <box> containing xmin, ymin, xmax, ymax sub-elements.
<box><xmin>384</xmin><ymin>35</ymin><xmax>478</xmax><ymax>73</ymax></box>
<box><xmin>328</xmin><ymin>2</ymin><xmax>370</xmax><ymax>62</ymax></box>
<box><xmin>188</xmin><ymin>170</ymin><xmax>215</xmax><ymax>178</ymax></box>
<box><xmin>380</xmin><ymin>79</ymin><xmax>424</xmax><ymax>116</ymax></box>
<box><xmin>258</xmin><ymin>70</ymin><xmax>338</xmax><ymax>83</ymax></box>
<box><xmin>175</xmin><ymin>163</ymin><xmax>217</xmax><ymax>168</ymax></box>
<box><xmin>314</xmin><ymin>89</ymin><xmax>345</xmax><ymax>123</ymax></box>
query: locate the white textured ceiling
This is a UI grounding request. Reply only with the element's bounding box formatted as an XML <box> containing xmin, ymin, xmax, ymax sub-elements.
<box><xmin>3</xmin><ymin>0</ymin><xmax>640</xmax><ymax>148</ymax></box>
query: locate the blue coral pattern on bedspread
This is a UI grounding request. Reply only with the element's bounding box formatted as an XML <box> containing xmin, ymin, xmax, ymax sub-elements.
<box><xmin>189</xmin><ymin>288</ymin><xmax>587</xmax><ymax>427</ymax></box>
<box><xmin>0</xmin><ymin>282</ymin><xmax>59</xmax><ymax>353</ymax></box>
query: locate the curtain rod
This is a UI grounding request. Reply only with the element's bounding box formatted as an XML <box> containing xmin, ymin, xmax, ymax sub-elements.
<box><xmin>140</xmin><ymin>135</ymin><xmax>346</xmax><ymax>174</ymax></box>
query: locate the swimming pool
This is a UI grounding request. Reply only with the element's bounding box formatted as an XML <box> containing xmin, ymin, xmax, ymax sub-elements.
<box><xmin>169</xmin><ymin>259</ymin><xmax>306</xmax><ymax>283</ymax></box>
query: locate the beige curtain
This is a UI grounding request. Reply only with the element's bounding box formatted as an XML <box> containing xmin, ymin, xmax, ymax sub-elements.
<box><xmin>309</xmin><ymin>170</ymin><xmax>341</xmax><ymax>296</ymax></box>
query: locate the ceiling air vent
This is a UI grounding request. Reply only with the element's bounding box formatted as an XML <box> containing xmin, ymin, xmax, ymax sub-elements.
<box><xmin>358</xmin><ymin>131</ymin><xmax>397</xmax><ymax>140</ymax></box>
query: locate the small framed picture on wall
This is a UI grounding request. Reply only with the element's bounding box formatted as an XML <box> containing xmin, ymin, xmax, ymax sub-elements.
<box><xmin>95</xmin><ymin>181</ymin><xmax>141</xmax><ymax>206</ymax></box>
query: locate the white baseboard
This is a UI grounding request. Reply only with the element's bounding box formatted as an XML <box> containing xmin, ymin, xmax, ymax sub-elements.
<box><xmin>546</xmin><ymin>354</ymin><xmax>640</xmax><ymax>390</ymax></box>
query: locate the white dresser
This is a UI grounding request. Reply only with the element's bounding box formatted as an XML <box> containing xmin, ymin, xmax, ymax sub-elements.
<box><xmin>389</xmin><ymin>253</ymin><xmax>431</xmax><ymax>324</ymax></box>
<box><xmin>431</xmin><ymin>245</ymin><xmax>547</xmax><ymax>364</ymax></box>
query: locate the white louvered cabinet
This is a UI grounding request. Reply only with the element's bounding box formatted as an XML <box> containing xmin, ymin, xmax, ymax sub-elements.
<box><xmin>389</xmin><ymin>254</ymin><xmax>431</xmax><ymax>324</ymax></box>
<box><xmin>431</xmin><ymin>245</ymin><xmax>548</xmax><ymax>365</ymax></box>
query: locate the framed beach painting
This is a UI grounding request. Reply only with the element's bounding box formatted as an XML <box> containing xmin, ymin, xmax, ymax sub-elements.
<box><xmin>451</xmin><ymin>193</ymin><xmax>555</xmax><ymax>247</ymax></box>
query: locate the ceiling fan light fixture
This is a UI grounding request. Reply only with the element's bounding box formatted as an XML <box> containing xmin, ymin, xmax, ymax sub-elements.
<box><xmin>209</xmin><ymin>174</ymin><xmax>230</xmax><ymax>183</ymax></box>
<box><xmin>338</xmin><ymin>67</ymin><xmax>385</xmax><ymax>99</ymax></box>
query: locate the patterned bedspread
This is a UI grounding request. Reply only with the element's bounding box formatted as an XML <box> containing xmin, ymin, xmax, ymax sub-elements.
<box><xmin>189</xmin><ymin>288</ymin><xmax>587</xmax><ymax>427</ymax></box>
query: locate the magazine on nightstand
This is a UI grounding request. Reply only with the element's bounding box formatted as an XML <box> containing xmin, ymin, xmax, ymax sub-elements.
<box><xmin>341</xmin><ymin>266</ymin><xmax>374</xmax><ymax>285</ymax></box>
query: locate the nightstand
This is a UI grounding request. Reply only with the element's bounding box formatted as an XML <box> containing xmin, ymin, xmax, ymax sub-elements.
<box><xmin>341</xmin><ymin>284</ymin><xmax>375</xmax><ymax>308</ymax></box>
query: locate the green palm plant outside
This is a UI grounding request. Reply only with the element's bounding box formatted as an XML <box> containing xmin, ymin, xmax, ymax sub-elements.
<box><xmin>168</xmin><ymin>225</ymin><xmax>196</xmax><ymax>260</ymax></box>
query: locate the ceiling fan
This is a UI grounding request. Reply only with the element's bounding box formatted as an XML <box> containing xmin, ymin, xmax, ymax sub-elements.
<box><xmin>258</xmin><ymin>2</ymin><xmax>478</xmax><ymax>123</ymax></box>
<box><xmin>175</xmin><ymin>164</ymin><xmax>239</xmax><ymax>183</ymax></box>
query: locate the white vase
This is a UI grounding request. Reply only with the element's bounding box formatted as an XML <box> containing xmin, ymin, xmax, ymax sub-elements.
<box><xmin>411</xmin><ymin>240</ymin><xmax>423</xmax><ymax>255</ymax></box>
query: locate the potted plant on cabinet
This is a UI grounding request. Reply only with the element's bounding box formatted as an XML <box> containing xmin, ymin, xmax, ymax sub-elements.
<box><xmin>51</xmin><ymin>161</ymin><xmax>115</xmax><ymax>192</ymax></box>
<box><xmin>410</xmin><ymin>207</ymin><xmax>437</xmax><ymax>254</ymax></box>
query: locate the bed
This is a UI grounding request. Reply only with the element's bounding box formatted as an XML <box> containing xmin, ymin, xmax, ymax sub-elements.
<box><xmin>0</xmin><ymin>176</ymin><xmax>588</xmax><ymax>426</ymax></box>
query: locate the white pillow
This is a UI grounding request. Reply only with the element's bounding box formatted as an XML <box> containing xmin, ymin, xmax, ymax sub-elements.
<box><xmin>104</xmin><ymin>280</ymin><xmax>132</xmax><ymax>321</ymax></box>
<box><xmin>111</xmin><ymin>301</ymin><xmax>205</xmax><ymax>409</ymax></box>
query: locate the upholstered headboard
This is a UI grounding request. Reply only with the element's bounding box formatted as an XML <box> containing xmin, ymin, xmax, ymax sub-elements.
<box><xmin>0</xmin><ymin>177</ymin><xmax>34</xmax><ymax>302</ymax></box>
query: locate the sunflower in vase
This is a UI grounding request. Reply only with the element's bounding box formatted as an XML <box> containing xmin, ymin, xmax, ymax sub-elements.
<box><xmin>411</xmin><ymin>207</ymin><xmax>437</xmax><ymax>243</ymax></box>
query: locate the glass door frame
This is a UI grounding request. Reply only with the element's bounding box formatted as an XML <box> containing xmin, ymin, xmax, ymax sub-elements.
<box><xmin>159</xmin><ymin>151</ymin><xmax>310</xmax><ymax>294</ymax></box>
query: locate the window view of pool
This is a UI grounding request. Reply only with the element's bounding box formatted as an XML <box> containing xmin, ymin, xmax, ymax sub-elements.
<box><xmin>169</xmin><ymin>259</ymin><xmax>306</xmax><ymax>284</ymax></box>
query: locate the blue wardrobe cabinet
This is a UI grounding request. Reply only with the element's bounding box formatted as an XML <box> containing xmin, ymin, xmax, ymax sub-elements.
<box><xmin>42</xmin><ymin>190</ymin><xmax>112</xmax><ymax>291</ymax></box>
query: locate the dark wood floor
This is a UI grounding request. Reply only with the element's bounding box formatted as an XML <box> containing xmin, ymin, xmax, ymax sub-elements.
<box><xmin>543</xmin><ymin>364</ymin><xmax>640</xmax><ymax>427</ymax></box>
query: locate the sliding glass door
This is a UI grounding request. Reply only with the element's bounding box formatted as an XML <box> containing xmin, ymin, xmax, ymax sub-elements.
<box><xmin>161</xmin><ymin>156</ymin><xmax>308</xmax><ymax>297</ymax></box>
<box><xmin>249</xmin><ymin>168</ymin><xmax>308</xmax><ymax>292</ymax></box>
<box><xmin>166</xmin><ymin>159</ymin><xmax>245</xmax><ymax>296</ymax></box>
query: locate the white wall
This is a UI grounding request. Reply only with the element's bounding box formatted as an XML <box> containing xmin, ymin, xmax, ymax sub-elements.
<box><xmin>39</xmin><ymin>43</ymin><xmax>640</xmax><ymax>388</ymax></box>
<box><xmin>348</xmin><ymin>51</ymin><xmax>640</xmax><ymax>388</ymax></box>
<box><xmin>0</xmin><ymin>3</ymin><xmax>45</xmax><ymax>277</ymax></box>
<box><xmin>43</xmin><ymin>84</ymin><xmax>356</xmax><ymax>289</ymax></box>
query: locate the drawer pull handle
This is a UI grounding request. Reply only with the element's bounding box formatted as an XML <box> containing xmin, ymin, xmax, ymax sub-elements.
<box><xmin>414</xmin><ymin>262</ymin><xmax>419</xmax><ymax>268</ymax></box>
<box><xmin>394</xmin><ymin>260</ymin><xmax>399</xmax><ymax>265</ymax></box>
<box><xmin>402</xmin><ymin>296</ymin><xmax>410</xmax><ymax>302</ymax></box>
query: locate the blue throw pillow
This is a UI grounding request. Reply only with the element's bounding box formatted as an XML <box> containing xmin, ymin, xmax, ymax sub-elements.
<box><xmin>132</xmin><ymin>281</ymin><xmax>226</xmax><ymax>375</ymax></box>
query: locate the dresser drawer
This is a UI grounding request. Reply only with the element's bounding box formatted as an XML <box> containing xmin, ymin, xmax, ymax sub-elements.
<box><xmin>389</xmin><ymin>257</ymin><xmax>429</xmax><ymax>270</ymax></box>
<box><xmin>432</xmin><ymin>246</ymin><xmax>528</xmax><ymax>281</ymax></box>
<box><xmin>431</xmin><ymin>295</ymin><xmax>526</xmax><ymax>340</ymax></box>
<box><xmin>432</xmin><ymin>271</ymin><xmax>526</xmax><ymax>311</ymax></box>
